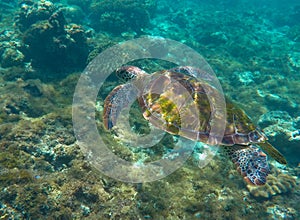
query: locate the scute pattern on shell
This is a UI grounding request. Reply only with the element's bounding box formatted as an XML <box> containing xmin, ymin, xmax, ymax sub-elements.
<box><xmin>138</xmin><ymin>68</ymin><xmax>266</xmax><ymax>147</ymax></box>
<box><xmin>138</xmin><ymin>70</ymin><xmax>212</xmax><ymax>142</ymax></box>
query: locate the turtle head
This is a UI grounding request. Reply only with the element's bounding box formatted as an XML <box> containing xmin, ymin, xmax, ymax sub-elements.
<box><xmin>116</xmin><ymin>66</ymin><xmax>147</xmax><ymax>82</ymax></box>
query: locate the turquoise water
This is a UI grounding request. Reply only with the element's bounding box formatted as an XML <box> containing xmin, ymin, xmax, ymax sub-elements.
<box><xmin>0</xmin><ymin>0</ymin><xmax>299</xmax><ymax>219</ymax></box>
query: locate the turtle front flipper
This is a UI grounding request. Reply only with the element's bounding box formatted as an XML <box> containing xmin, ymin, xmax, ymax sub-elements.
<box><xmin>103</xmin><ymin>83</ymin><xmax>139</xmax><ymax>130</ymax></box>
<box><xmin>258</xmin><ymin>141</ymin><xmax>287</xmax><ymax>165</ymax></box>
<box><xmin>224</xmin><ymin>145</ymin><xmax>270</xmax><ymax>185</ymax></box>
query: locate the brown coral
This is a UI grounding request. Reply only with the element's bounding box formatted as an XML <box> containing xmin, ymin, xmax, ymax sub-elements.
<box><xmin>246</xmin><ymin>172</ymin><xmax>296</xmax><ymax>199</ymax></box>
<box><xmin>15</xmin><ymin>1</ymin><xmax>90</xmax><ymax>73</ymax></box>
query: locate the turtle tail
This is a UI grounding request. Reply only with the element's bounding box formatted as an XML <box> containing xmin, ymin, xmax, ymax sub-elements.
<box><xmin>103</xmin><ymin>83</ymin><xmax>139</xmax><ymax>130</ymax></box>
<box><xmin>224</xmin><ymin>145</ymin><xmax>270</xmax><ymax>185</ymax></box>
<box><xmin>258</xmin><ymin>141</ymin><xmax>287</xmax><ymax>165</ymax></box>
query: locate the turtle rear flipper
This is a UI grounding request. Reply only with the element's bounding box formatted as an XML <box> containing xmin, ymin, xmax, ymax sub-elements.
<box><xmin>224</xmin><ymin>145</ymin><xmax>270</xmax><ymax>185</ymax></box>
<box><xmin>103</xmin><ymin>83</ymin><xmax>139</xmax><ymax>130</ymax></box>
<box><xmin>258</xmin><ymin>141</ymin><xmax>287</xmax><ymax>165</ymax></box>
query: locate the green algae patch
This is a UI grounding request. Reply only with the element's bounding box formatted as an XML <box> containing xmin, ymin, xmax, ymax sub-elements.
<box><xmin>0</xmin><ymin>169</ymin><xmax>34</xmax><ymax>185</ymax></box>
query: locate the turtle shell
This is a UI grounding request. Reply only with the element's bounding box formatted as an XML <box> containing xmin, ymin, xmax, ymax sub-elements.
<box><xmin>103</xmin><ymin>65</ymin><xmax>287</xmax><ymax>166</ymax></box>
<box><xmin>137</xmin><ymin>68</ymin><xmax>267</xmax><ymax>146</ymax></box>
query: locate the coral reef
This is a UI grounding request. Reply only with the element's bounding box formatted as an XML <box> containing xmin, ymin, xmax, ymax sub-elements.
<box><xmin>258</xmin><ymin>111</ymin><xmax>300</xmax><ymax>165</ymax></box>
<box><xmin>1</xmin><ymin>47</ymin><xmax>24</xmax><ymax>67</ymax></box>
<box><xmin>89</xmin><ymin>0</ymin><xmax>156</xmax><ymax>34</ymax></box>
<box><xmin>267</xmin><ymin>205</ymin><xmax>297</xmax><ymax>220</ymax></box>
<box><xmin>0</xmin><ymin>30</ymin><xmax>24</xmax><ymax>68</ymax></box>
<box><xmin>246</xmin><ymin>172</ymin><xmax>297</xmax><ymax>199</ymax></box>
<box><xmin>15</xmin><ymin>0</ymin><xmax>90</xmax><ymax>73</ymax></box>
<box><xmin>15</xmin><ymin>0</ymin><xmax>57</xmax><ymax>32</ymax></box>
<box><xmin>0</xmin><ymin>76</ymin><xmax>60</xmax><ymax>122</ymax></box>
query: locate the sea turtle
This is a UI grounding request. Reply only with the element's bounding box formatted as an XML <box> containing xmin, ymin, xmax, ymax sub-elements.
<box><xmin>103</xmin><ymin>66</ymin><xmax>287</xmax><ymax>185</ymax></box>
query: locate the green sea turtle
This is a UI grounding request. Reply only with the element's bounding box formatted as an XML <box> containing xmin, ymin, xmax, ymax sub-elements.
<box><xmin>103</xmin><ymin>66</ymin><xmax>287</xmax><ymax>185</ymax></box>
